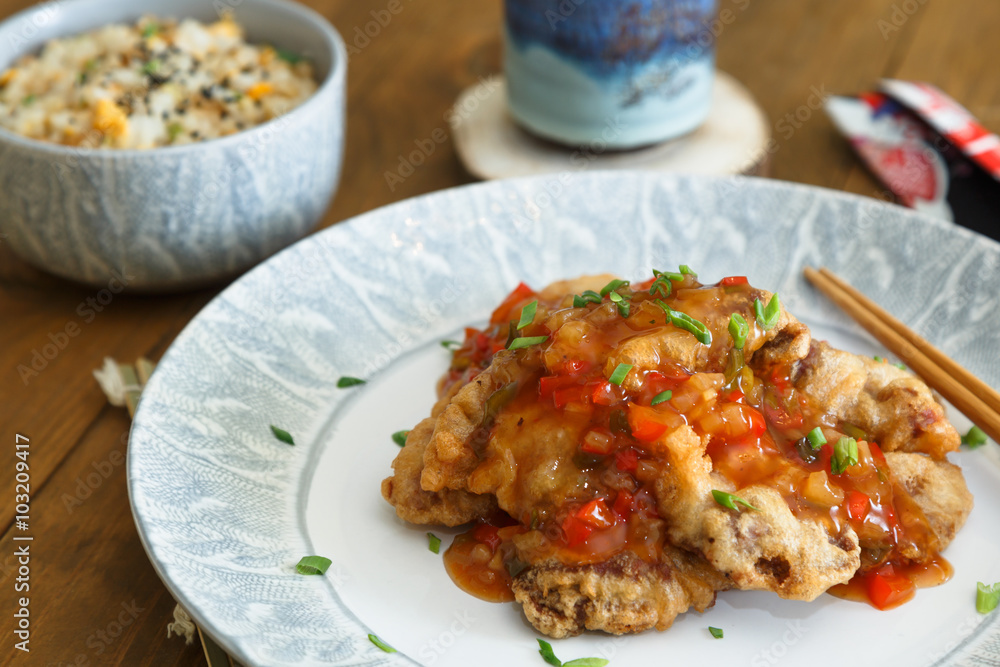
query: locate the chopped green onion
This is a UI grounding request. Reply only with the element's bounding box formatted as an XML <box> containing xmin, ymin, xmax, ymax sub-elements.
<box><xmin>728</xmin><ymin>313</ymin><xmax>749</xmax><ymax>350</ymax></box>
<box><xmin>141</xmin><ymin>60</ymin><xmax>159</xmax><ymax>75</ymax></box>
<box><xmin>656</xmin><ymin>300</ymin><xmax>712</xmax><ymax>345</ymax></box>
<box><xmin>440</xmin><ymin>339</ymin><xmax>461</xmax><ymax>350</ymax></box>
<box><xmin>600</xmin><ymin>279</ymin><xmax>629</xmax><ymax>296</ymax></box>
<box><xmin>711</xmin><ymin>489</ymin><xmax>758</xmax><ymax>512</ymax></box>
<box><xmin>831</xmin><ymin>437</ymin><xmax>859</xmax><ymax>475</ymax></box>
<box><xmin>167</xmin><ymin>122</ymin><xmax>184</xmax><ymax>142</ymax></box>
<box><xmin>276</xmin><ymin>47</ymin><xmax>304</xmax><ymax>64</ymax></box>
<box><xmin>141</xmin><ymin>23</ymin><xmax>160</xmax><ymax>38</ymax></box>
<box><xmin>873</xmin><ymin>355</ymin><xmax>884</xmax><ymax>363</ymax></box>
<box><xmin>651</xmin><ymin>390</ymin><xmax>673</xmax><ymax>406</ymax></box>
<box><xmin>977</xmin><ymin>582</ymin><xmax>1000</xmax><ymax>614</ymax></box>
<box><xmin>842</xmin><ymin>423</ymin><xmax>867</xmax><ymax>441</ymax></box>
<box><xmin>21</xmin><ymin>94</ymin><xmax>35</xmax><ymax>106</ymax></box>
<box><xmin>573</xmin><ymin>290</ymin><xmax>602</xmax><ymax>308</ymax></box>
<box><xmin>538</xmin><ymin>639</ymin><xmax>562</xmax><ymax>666</ymax></box>
<box><xmin>679</xmin><ymin>264</ymin><xmax>696</xmax><ymax>276</ymax></box>
<box><xmin>518</xmin><ymin>300</ymin><xmax>538</xmax><ymax>330</ymax></box>
<box><xmin>754</xmin><ymin>294</ymin><xmax>781</xmax><ymax>330</ymax></box>
<box><xmin>295</xmin><ymin>555</ymin><xmax>331</xmax><ymax>575</ymax></box>
<box><xmin>962</xmin><ymin>426</ymin><xmax>988</xmax><ymax>449</ymax></box>
<box><xmin>368</xmin><ymin>633</ymin><xmax>396</xmax><ymax>653</ymax></box>
<box><xmin>806</xmin><ymin>427</ymin><xmax>826</xmax><ymax>450</ymax></box>
<box><xmin>392</xmin><ymin>430</ymin><xmax>409</xmax><ymax>447</ymax></box>
<box><xmin>337</xmin><ymin>376</ymin><xmax>366</xmax><ymax>388</ymax></box>
<box><xmin>483</xmin><ymin>382</ymin><xmax>519</xmax><ymax>428</ymax></box>
<box><xmin>270</xmin><ymin>425</ymin><xmax>294</xmax><ymax>445</ymax></box>
<box><xmin>427</xmin><ymin>532</ymin><xmax>441</xmax><ymax>554</ymax></box>
<box><xmin>655</xmin><ymin>269</ymin><xmax>684</xmax><ymax>282</ymax></box>
<box><xmin>608</xmin><ymin>290</ymin><xmax>631</xmax><ymax>317</ymax></box>
<box><xmin>536</xmin><ymin>639</ymin><xmax>607</xmax><ymax>667</ymax></box>
<box><xmin>508</xmin><ymin>335</ymin><xmax>548</xmax><ymax>350</ymax></box>
<box><xmin>609</xmin><ymin>363</ymin><xmax>632</xmax><ymax>386</ymax></box>
<box><xmin>649</xmin><ymin>271</ymin><xmax>672</xmax><ymax>298</ymax></box>
<box><xmin>894</xmin><ymin>362</ymin><xmax>907</xmax><ymax>370</ymax></box>
<box><xmin>708</xmin><ymin>626</ymin><xmax>724</xmax><ymax>639</ymax></box>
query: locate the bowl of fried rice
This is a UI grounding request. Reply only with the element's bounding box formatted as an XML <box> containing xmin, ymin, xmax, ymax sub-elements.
<box><xmin>0</xmin><ymin>0</ymin><xmax>346</xmax><ymax>289</ymax></box>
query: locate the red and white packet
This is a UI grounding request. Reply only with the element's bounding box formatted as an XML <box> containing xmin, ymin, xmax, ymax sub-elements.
<box><xmin>825</xmin><ymin>80</ymin><xmax>1000</xmax><ymax>240</ymax></box>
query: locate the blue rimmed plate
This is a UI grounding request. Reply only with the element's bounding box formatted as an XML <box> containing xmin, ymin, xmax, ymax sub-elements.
<box><xmin>128</xmin><ymin>172</ymin><xmax>1000</xmax><ymax>666</ymax></box>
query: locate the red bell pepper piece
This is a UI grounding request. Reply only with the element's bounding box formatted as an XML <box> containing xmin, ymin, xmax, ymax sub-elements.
<box><xmin>846</xmin><ymin>490</ymin><xmax>871</xmax><ymax>522</ymax></box>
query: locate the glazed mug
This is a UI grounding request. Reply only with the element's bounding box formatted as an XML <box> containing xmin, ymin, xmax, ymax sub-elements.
<box><xmin>504</xmin><ymin>0</ymin><xmax>719</xmax><ymax>149</ymax></box>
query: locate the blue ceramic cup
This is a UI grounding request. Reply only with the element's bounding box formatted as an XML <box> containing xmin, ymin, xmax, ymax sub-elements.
<box><xmin>504</xmin><ymin>0</ymin><xmax>719</xmax><ymax>149</ymax></box>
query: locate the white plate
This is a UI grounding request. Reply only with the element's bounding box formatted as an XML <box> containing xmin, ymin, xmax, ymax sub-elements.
<box><xmin>128</xmin><ymin>172</ymin><xmax>1000</xmax><ymax>667</ymax></box>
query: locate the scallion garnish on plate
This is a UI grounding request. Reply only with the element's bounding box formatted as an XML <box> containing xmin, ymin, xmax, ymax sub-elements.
<box><xmin>295</xmin><ymin>555</ymin><xmax>331</xmax><ymax>575</ymax></box>
<box><xmin>368</xmin><ymin>633</ymin><xmax>396</xmax><ymax>653</ymax></box>
<box><xmin>711</xmin><ymin>489</ymin><xmax>758</xmax><ymax>512</ymax></box>
<box><xmin>441</xmin><ymin>339</ymin><xmax>461</xmax><ymax>350</ymax></box>
<box><xmin>608</xmin><ymin>363</ymin><xmax>632</xmax><ymax>386</ymax></box>
<box><xmin>728</xmin><ymin>313</ymin><xmax>748</xmax><ymax>350</ymax></box>
<box><xmin>977</xmin><ymin>582</ymin><xmax>1000</xmax><ymax>614</ymax></box>
<box><xmin>427</xmin><ymin>532</ymin><xmax>441</xmax><ymax>554</ymax></box>
<box><xmin>962</xmin><ymin>425</ymin><xmax>988</xmax><ymax>449</ymax></box>
<box><xmin>651</xmin><ymin>390</ymin><xmax>672</xmax><ymax>406</ymax></box>
<box><xmin>656</xmin><ymin>300</ymin><xmax>712</xmax><ymax>346</ymax></box>
<box><xmin>831</xmin><ymin>437</ymin><xmax>859</xmax><ymax>474</ymax></box>
<box><xmin>806</xmin><ymin>427</ymin><xmax>826</xmax><ymax>450</ymax></box>
<box><xmin>337</xmin><ymin>376</ymin><xmax>366</xmax><ymax>388</ymax></box>
<box><xmin>708</xmin><ymin>626</ymin><xmax>724</xmax><ymax>639</ymax></box>
<box><xmin>392</xmin><ymin>430</ymin><xmax>409</xmax><ymax>447</ymax></box>
<box><xmin>270</xmin><ymin>425</ymin><xmax>294</xmax><ymax>445</ymax></box>
<box><xmin>599</xmin><ymin>279</ymin><xmax>629</xmax><ymax>296</ymax></box>
<box><xmin>509</xmin><ymin>335</ymin><xmax>548</xmax><ymax>350</ymax></box>
<box><xmin>518</xmin><ymin>300</ymin><xmax>538</xmax><ymax>330</ymax></box>
<box><xmin>536</xmin><ymin>638</ymin><xmax>609</xmax><ymax>667</ymax></box>
<box><xmin>754</xmin><ymin>293</ymin><xmax>781</xmax><ymax>330</ymax></box>
<box><xmin>573</xmin><ymin>290</ymin><xmax>602</xmax><ymax>308</ymax></box>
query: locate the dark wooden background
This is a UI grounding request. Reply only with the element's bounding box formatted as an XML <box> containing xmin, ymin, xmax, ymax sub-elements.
<box><xmin>2</xmin><ymin>0</ymin><xmax>997</xmax><ymax>663</ymax></box>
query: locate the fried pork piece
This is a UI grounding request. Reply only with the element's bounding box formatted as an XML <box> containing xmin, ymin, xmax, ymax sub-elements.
<box><xmin>609</xmin><ymin>287</ymin><xmax>809</xmax><ymax>388</ymax></box>
<box><xmin>512</xmin><ymin>548</ymin><xmax>731</xmax><ymax>638</ymax></box>
<box><xmin>885</xmin><ymin>452</ymin><xmax>973</xmax><ymax>547</ymax></box>
<box><xmin>381</xmin><ymin>385</ymin><xmax>497</xmax><ymax>526</ymax></box>
<box><xmin>420</xmin><ymin>284</ymin><xmax>809</xmax><ymax>500</ymax></box>
<box><xmin>651</xmin><ymin>422</ymin><xmax>860</xmax><ymax>600</ymax></box>
<box><xmin>381</xmin><ymin>273</ymin><xmax>973</xmax><ymax>638</ymax></box>
<box><xmin>788</xmin><ymin>341</ymin><xmax>960</xmax><ymax>459</ymax></box>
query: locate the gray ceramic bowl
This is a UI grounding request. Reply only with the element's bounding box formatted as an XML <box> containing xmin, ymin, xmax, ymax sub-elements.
<box><xmin>0</xmin><ymin>0</ymin><xmax>346</xmax><ymax>290</ymax></box>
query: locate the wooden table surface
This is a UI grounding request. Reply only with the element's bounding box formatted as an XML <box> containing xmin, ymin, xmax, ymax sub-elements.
<box><xmin>1</xmin><ymin>0</ymin><xmax>997</xmax><ymax>664</ymax></box>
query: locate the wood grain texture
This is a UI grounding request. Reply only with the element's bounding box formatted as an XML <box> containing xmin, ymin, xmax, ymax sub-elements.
<box><xmin>0</xmin><ymin>0</ymin><xmax>997</xmax><ymax>663</ymax></box>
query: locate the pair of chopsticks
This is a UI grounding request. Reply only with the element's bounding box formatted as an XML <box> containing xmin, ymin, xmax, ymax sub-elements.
<box><xmin>804</xmin><ymin>267</ymin><xmax>1000</xmax><ymax>445</ymax></box>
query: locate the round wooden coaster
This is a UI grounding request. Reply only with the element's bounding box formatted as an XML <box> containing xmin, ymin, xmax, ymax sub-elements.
<box><xmin>452</xmin><ymin>71</ymin><xmax>771</xmax><ymax>180</ymax></box>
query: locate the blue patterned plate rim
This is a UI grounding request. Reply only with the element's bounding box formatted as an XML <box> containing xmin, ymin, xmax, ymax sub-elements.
<box><xmin>127</xmin><ymin>171</ymin><xmax>1000</xmax><ymax>666</ymax></box>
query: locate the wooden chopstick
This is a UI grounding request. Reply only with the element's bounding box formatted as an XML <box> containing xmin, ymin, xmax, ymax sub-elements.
<box><xmin>803</xmin><ymin>266</ymin><xmax>1000</xmax><ymax>445</ymax></box>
